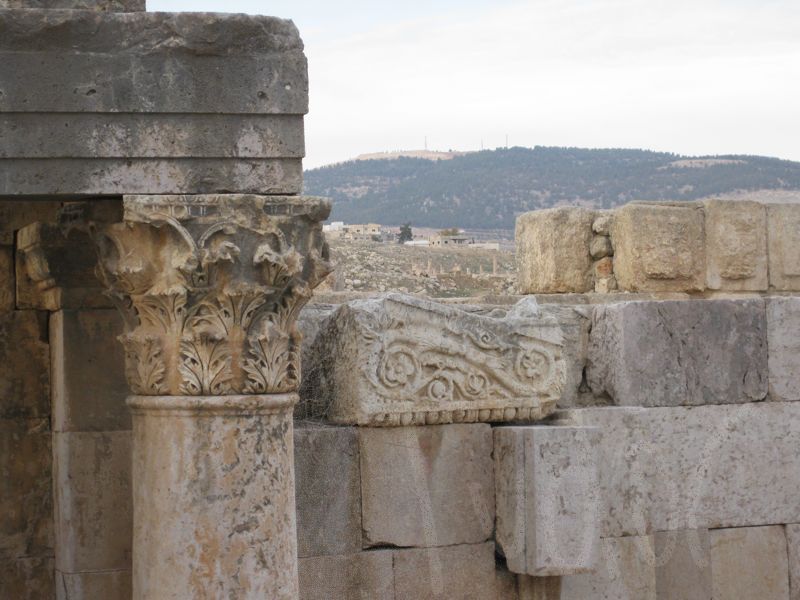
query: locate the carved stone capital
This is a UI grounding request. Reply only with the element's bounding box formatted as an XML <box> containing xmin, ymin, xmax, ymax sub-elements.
<box><xmin>92</xmin><ymin>194</ymin><xmax>331</xmax><ymax>396</ymax></box>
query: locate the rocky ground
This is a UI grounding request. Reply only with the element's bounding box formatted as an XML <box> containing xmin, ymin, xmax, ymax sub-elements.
<box><xmin>319</xmin><ymin>239</ymin><xmax>517</xmax><ymax>298</ymax></box>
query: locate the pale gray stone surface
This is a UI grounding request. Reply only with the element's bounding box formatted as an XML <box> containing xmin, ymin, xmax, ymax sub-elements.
<box><xmin>359</xmin><ymin>424</ymin><xmax>494</xmax><ymax>548</ymax></box>
<box><xmin>392</xmin><ymin>542</ymin><xmax>496</xmax><ymax>600</ymax></box>
<box><xmin>539</xmin><ymin>304</ymin><xmax>591</xmax><ymax>408</ymax></box>
<box><xmin>654</xmin><ymin>529</ymin><xmax>712</xmax><ymax>600</ymax></box>
<box><xmin>787</xmin><ymin>524</ymin><xmax>800</xmax><ymax>600</ymax></box>
<box><xmin>304</xmin><ymin>294</ymin><xmax>565</xmax><ymax>426</ymax></box>
<box><xmin>0</xmin><ymin>0</ymin><xmax>143</xmax><ymax>10</ymax></box>
<box><xmin>767</xmin><ymin>203</ymin><xmax>800</xmax><ymax>291</ymax></box>
<box><xmin>588</xmin><ymin>299</ymin><xmax>767</xmax><ymax>407</ymax></box>
<box><xmin>298</xmin><ymin>551</ymin><xmax>394</xmax><ymax>600</ymax></box>
<box><xmin>561</xmin><ymin>535</ymin><xmax>657</xmax><ymax>600</ymax></box>
<box><xmin>52</xmin><ymin>431</ymin><xmax>132</xmax><ymax>572</ymax></box>
<box><xmin>612</xmin><ymin>202</ymin><xmax>705</xmax><ymax>292</ymax></box>
<box><xmin>0</xmin><ymin>311</ymin><xmax>49</xmax><ymax>419</ymax></box>
<box><xmin>560</xmin><ymin>404</ymin><xmax>800</xmax><ymax>537</ymax></box>
<box><xmin>710</xmin><ymin>526</ymin><xmax>790</xmax><ymax>600</ymax></box>
<box><xmin>494</xmin><ymin>426</ymin><xmax>601</xmax><ymax>576</ymax></box>
<box><xmin>50</xmin><ymin>310</ymin><xmax>129</xmax><ymax>432</ymax></box>
<box><xmin>767</xmin><ymin>297</ymin><xmax>800</xmax><ymax>401</ymax></box>
<box><xmin>294</xmin><ymin>425</ymin><xmax>361</xmax><ymax>557</ymax></box>
<box><xmin>0</xmin><ymin>419</ymin><xmax>52</xmax><ymax>560</ymax></box>
<box><xmin>703</xmin><ymin>199</ymin><xmax>768</xmax><ymax>291</ymax></box>
<box><xmin>516</xmin><ymin>207</ymin><xmax>595</xmax><ymax>293</ymax></box>
<box><xmin>0</xmin><ymin>114</ymin><xmax>304</xmax><ymax>158</ymax></box>
<box><xmin>56</xmin><ymin>570</ymin><xmax>131</xmax><ymax>600</ymax></box>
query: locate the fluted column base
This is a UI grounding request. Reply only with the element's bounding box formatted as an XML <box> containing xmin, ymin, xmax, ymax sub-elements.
<box><xmin>128</xmin><ymin>394</ymin><xmax>299</xmax><ymax>600</ymax></box>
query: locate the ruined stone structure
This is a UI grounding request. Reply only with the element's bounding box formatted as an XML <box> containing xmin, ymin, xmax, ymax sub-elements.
<box><xmin>2</xmin><ymin>1</ymin><xmax>800</xmax><ymax>599</ymax></box>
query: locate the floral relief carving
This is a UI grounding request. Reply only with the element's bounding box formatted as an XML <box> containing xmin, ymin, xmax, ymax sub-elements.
<box><xmin>93</xmin><ymin>195</ymin><xmax>331</xmax><ymax>396</ymax></box>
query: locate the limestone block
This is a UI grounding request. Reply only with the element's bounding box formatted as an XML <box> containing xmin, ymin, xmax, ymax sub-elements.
<box><xmin>703</xmin><ymin>199</ymin><xmax>768</xmax><ymax>291</ymax></box>
<box><xmin>787</xmin><ymin>524</ymin><xmax>800</xmax><ymax>600</ymax></box>
<box><xmin>710</xmin><ymin>526</ymin><xmax>790</xmax><ymax>600</ymax></box>
<box><xmin>767</xmin><ymin>297</ymin><xmax>800</xmax><ymax>401</ymax></box>
<box><xmin>561</xmin><ymin>404</ymin><xmax>800</xmax><ymax>537</ymax></box>
<box><xmin>516</xmin><ymin>207</ymin><xmax>595</xmax><ymax>293</ymax></box>
<box><xmin>50</xmin><ymin>310</ymin><xmax>129</xmax><ymax>432</ymax></box>
<box><xmin>494</xmin><ymin>426</ymin><xmax>601</xmax><ymax>576</ymax></box>
<box><xmin>53</xmin><ymin>431</ymin><xmax>132</xmax><ymax>572</ymax></box>
<box><xmin>393</xmin><ymin>542</ymin><xmax>497</xmax><ymax>600</ymax></box>
<box><xmin>17</xmin><ymin>222</ymin><xmax>109</xmax><ymax>311</ymax></box>
<box><xmin>0</xmin><ymin>419</ymin><xmax>52</xmax><ymax>559</ymax></box>
<box><xmin>496</xmin><ymin>566</ymin><xmax>521</xmax><ymax>599</ymax></box>
<box><xmin>0</xmin><ymin>200</ymin><xmax>61</xmax><ymax>245</ymax></box>
<box><xmin>560</xmin><ymin>535</ymin><xmax>656</xmax><ymax>600</ymax></box>
<box><xmin>654</xmin><ymin>529</ymin><xmax>712</xmax><ymax>600</ymax></box>
<box><xmin>588</xmin><ymin>299</ymin><xmax>768</xmax><ymax>407</ymax></box>
<box><xmin>768</xmin><ymin>203</ymin><xmax>800</xmax><ymax>290</ymax></box>
<box><xmin>0</xmin><ymin>245</ymin><xmax>12</xmax><ymax>310</ymax></box>
<box><xmin>359</xmin><ymin>424</ymin><xmax>494</xmax><ymax>548</ymax></box>
<box><xmin>0</xmin><ymin>556</ymin><xmax>54</xmax><ymax>600</ymax></box>
<box><xmin>612</xmin><ymin>202</ymin><xmax>705</xmax><ymax>292</ymax></box>
<box><xmin>305</xmin><ymin>294</ymin><xmax>565</xmax><ymax>426</ymax></box>
<box><xmin>294</xmin><ymin>425</ymin><xmax>361</xmax><ymax>557</ymax></box>
<box><xmin>0</xmin><ymin>0</ymin><xmax>143</xmax><ymax>10</ymax></box>
<box><xmin>0</xmin><ymin>11</ymin><xmax>307</xmax><ymax>114</ymax></box>
<box><xmin>590</xmin><ymin>235</ymin><xmax>613</xmax><ymax>259</ymax></box>
<box><xmin>298</xmin><ymin>551</ymin><xmax>394</xmax><ymax>600</ymax></box>
<box><xmin>56</xmin><ymin>570</ymin><xmax>131</xmax><ymax>600</ymax></box>
<box><xmin>517</xmin><ymin>576</ymin><xmax>562</xmax><ymax>600</ymax></box>
<box><xmin>1</xmin><ymin>114</ymin><xmax>304</xmax><ymax>159</ymax></box>
<box><xmin>0</xmin><ymin>158</ymin><xmax>303</xmax><ymax>196</ymax></box>
<box><xmin>0</xmin><ymin>311</ymin><xmax>49</xmax><ymax>419</ymax></box>
<box><xmin>539</xmin><ymin>304</ymin><xmax>590</xmax><ymax>408</ymax></box>
<box><xmin>593</xmin><ymin>212</ymin><xmax>614</xmax><ymax>235</ymax></box>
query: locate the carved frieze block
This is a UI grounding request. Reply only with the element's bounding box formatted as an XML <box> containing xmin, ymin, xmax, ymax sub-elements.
<box><xmin>301</xmin><ymin>294</ymin><xmax>565</xmax><ymax>426</ymax></box>
<box><xmin>93</xmin><ymin>194</ymin><xmax>331</xmax><ymax>396</ymax></box>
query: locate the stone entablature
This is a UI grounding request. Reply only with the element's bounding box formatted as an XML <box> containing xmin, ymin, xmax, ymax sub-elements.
<box><xmin>301</xmin><ymin>293</ymin><xmax>566</xmax><ymax>425</ymax></box>
<box><xmin>93</xmin><ymin>194</ymin><xmax>331</xmax><ymax>396</ymax></box>
<box><xmin>516</xmin><ymin>199</ymin><xmax>800</xmax><ymax>294</ymax></box>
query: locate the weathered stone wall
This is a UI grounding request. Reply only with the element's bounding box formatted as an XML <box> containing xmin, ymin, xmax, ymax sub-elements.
<box><xmin>516</xmin><ymin>199</ymin><xmax>800</xmax><ymax>294</ymax></box>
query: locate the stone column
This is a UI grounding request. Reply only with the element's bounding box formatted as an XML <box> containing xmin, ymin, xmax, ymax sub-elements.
<box><xmin>93</xmin><ymin>194</ymin><xmax>331</xmax><ymax>599</ymax></box>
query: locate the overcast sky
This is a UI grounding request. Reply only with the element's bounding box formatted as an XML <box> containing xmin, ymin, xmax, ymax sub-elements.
<box><xmin>149</xmin><ymin>0</ymin><xmax>800</xmax><ymax>168</ymax></box>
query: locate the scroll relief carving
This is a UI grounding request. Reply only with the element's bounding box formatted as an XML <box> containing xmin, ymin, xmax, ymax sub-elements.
<box><xmin>93</xmin><ymin>195</ymin><xmax>331</xmax><ymax>396</ymax></box>
<box><xmin>306</xmin><ymin>294</ymin><xmax>565</xmax><ymax>426</ymax></box>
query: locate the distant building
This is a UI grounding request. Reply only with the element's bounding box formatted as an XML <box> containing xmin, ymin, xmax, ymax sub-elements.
<box><xmin>430</xmin><ymin>234</ymin><xmax>470</xmax><ymax>247</ymax></box>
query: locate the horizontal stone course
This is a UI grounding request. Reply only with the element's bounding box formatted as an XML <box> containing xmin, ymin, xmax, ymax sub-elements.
<box><xmin>587</xmin><ymin>299</ymin><xmax>767</xmax><ymax>407</ymax></box>
<box><xmin>560</xmin><ymin>403</ymin><xmax>800</xmax><ymax>537</ymax></box>
<box><xmin>298</xmin><ymin>551</ymin><xmax>394</xmax><ymax>600</ymax></box>
<box><xmin>0</xmin><ymin>158</ymin><xmax>302</xmax><ymax>195</ymax></box>
<box><xmin>0</xmin><ymin>114</ymin><xmax>304</xmax><ymax>158</ymax></box>
<box><xmin>1</xmin><ymin>0</ymin><xmax>143</xmax><ymax>10</ymax></box>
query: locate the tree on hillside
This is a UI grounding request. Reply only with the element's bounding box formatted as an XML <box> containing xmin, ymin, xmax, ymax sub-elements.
<box><xmin>398</xmin><ymin>223</ymin><xmax>413</xmax><ymax>243</ymax></box>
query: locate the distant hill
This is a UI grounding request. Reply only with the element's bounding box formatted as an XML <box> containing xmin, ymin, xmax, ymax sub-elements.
<box><xmin>303</xmin><ymin>146</ymin><xmax>800</xmax><ymax>229</ymax></box>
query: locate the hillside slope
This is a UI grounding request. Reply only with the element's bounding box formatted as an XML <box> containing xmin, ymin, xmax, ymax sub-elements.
<box><xmin>303</xmin><ymin>147</ymin><xmax>800</xmax><ymax>229</ymax></box>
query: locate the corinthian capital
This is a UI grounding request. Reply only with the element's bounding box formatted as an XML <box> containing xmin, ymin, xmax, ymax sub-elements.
<box><xmin>93</xmin><ymin>194</ymin><xmax>331</xmax><ymax>396</ymax></box>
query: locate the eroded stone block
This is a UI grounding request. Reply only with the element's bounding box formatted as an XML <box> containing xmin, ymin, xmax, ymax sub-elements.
<box><xmin>393</xmin><ymin>542</ymin><xmax>496</xmax><ymax>600</ymax></box>
<box><xmin>654</xmin><ymin>529</ymin><xmax>712</xmax><ymax>600</ymax></box>
<box><xmin>517</xmin><ymin>575</ymin><xmax>562</xmax><ymax>600</ymax></box>
<box><xmin>612</xmin><ymin>202</ymin><xmax>705</xmax><ymax>292</ymax></box>
<box><xmin>359</xmin><ymin>424</ymin><xmax>494</xmax><ymax>548</ymax></box>
<box><xmin>516</xmin><ymin>207</ymin><xmax>595</xmax><ymax>293</ymax></box>
<box><xmin>0</xmin><ymin>200</ymin><xmax>61</xmax><ymax>245</ymax></box>
<box><xmin>295</xmin><ymin>425</ymin><xmax>361</xmax><ymax>557</ymax></box>
<box><xmin>704</xmin><ymin>199</ymin><xmax>768</xmax><ymax>291</ymax></box>
<box><xmin>560</xmin><ymin>535</ymin><xmax>656</xmax><ymax>600</ymax></box>
<box><xmin>50</xmin><ymin>310</ymin><xmax>129</xmax><ymax>432</ymax></box>
<box><xmin>767</xmin><ymin>298</ymin><xmax>800</xmax><ymax>402</ymax></box>
<box><xmin>304</xmin><ymin>294</ymin><xmax>564</xmax><ymax>425</ymax></box>
<box><xmin>0</xmin><ymin>556</ymin><xmax>54</xmax><ymax>600</ymax></box>
<box><xmin>0</xmin><ymin>419</ymin><xmax>52</xmax><ymax>559</ymax></box>
<box><xmin>56</xmin><ymin>570</ymin><xmax>131</xmax><ymax>600</ymax></box>
<box><xmin>0</xmin><ymin>245</ymin><xmax>12</xmax><ymax>311</ymax></box>
<box><xmin>768</xmin><ymin>203</ymin><xmax>800</xmax><ymax>291</ymax></box>
<box><xmin>298</xmin><ymin>551</ymin><xmax>394</xmax><ymax>600</ymax></box>
<box><xmin>494</xmin><ymin>426</ymin><xmax>601</xmax><ymax>576</ymax></box>
<box><xmin>53</xmin><ymin>431</ymin><xmax>132</xmax><ymax>572</ymax></box>
<box><xmin>0</xmin><ymin>311</ymin><xmax>49</xmax><ymax>419</ymax></box>
<box><xmin>710</xmin><ymin>526</ymin><xmax>790</xmax><ymax>600</ymax></box>
<box><xmin>561</xmin><ymin>404</ymin><xmax>800</xmax><ymax>537</ymax></box>
<box><xmin>787</xmin><ymin>524</ymin><xmax>800</xmax><ymax>600</ymax></box>
<box><xmin>588</xmin><ymin>299</ymin><xmax>767</xmax><ymax>407</ymax></box>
